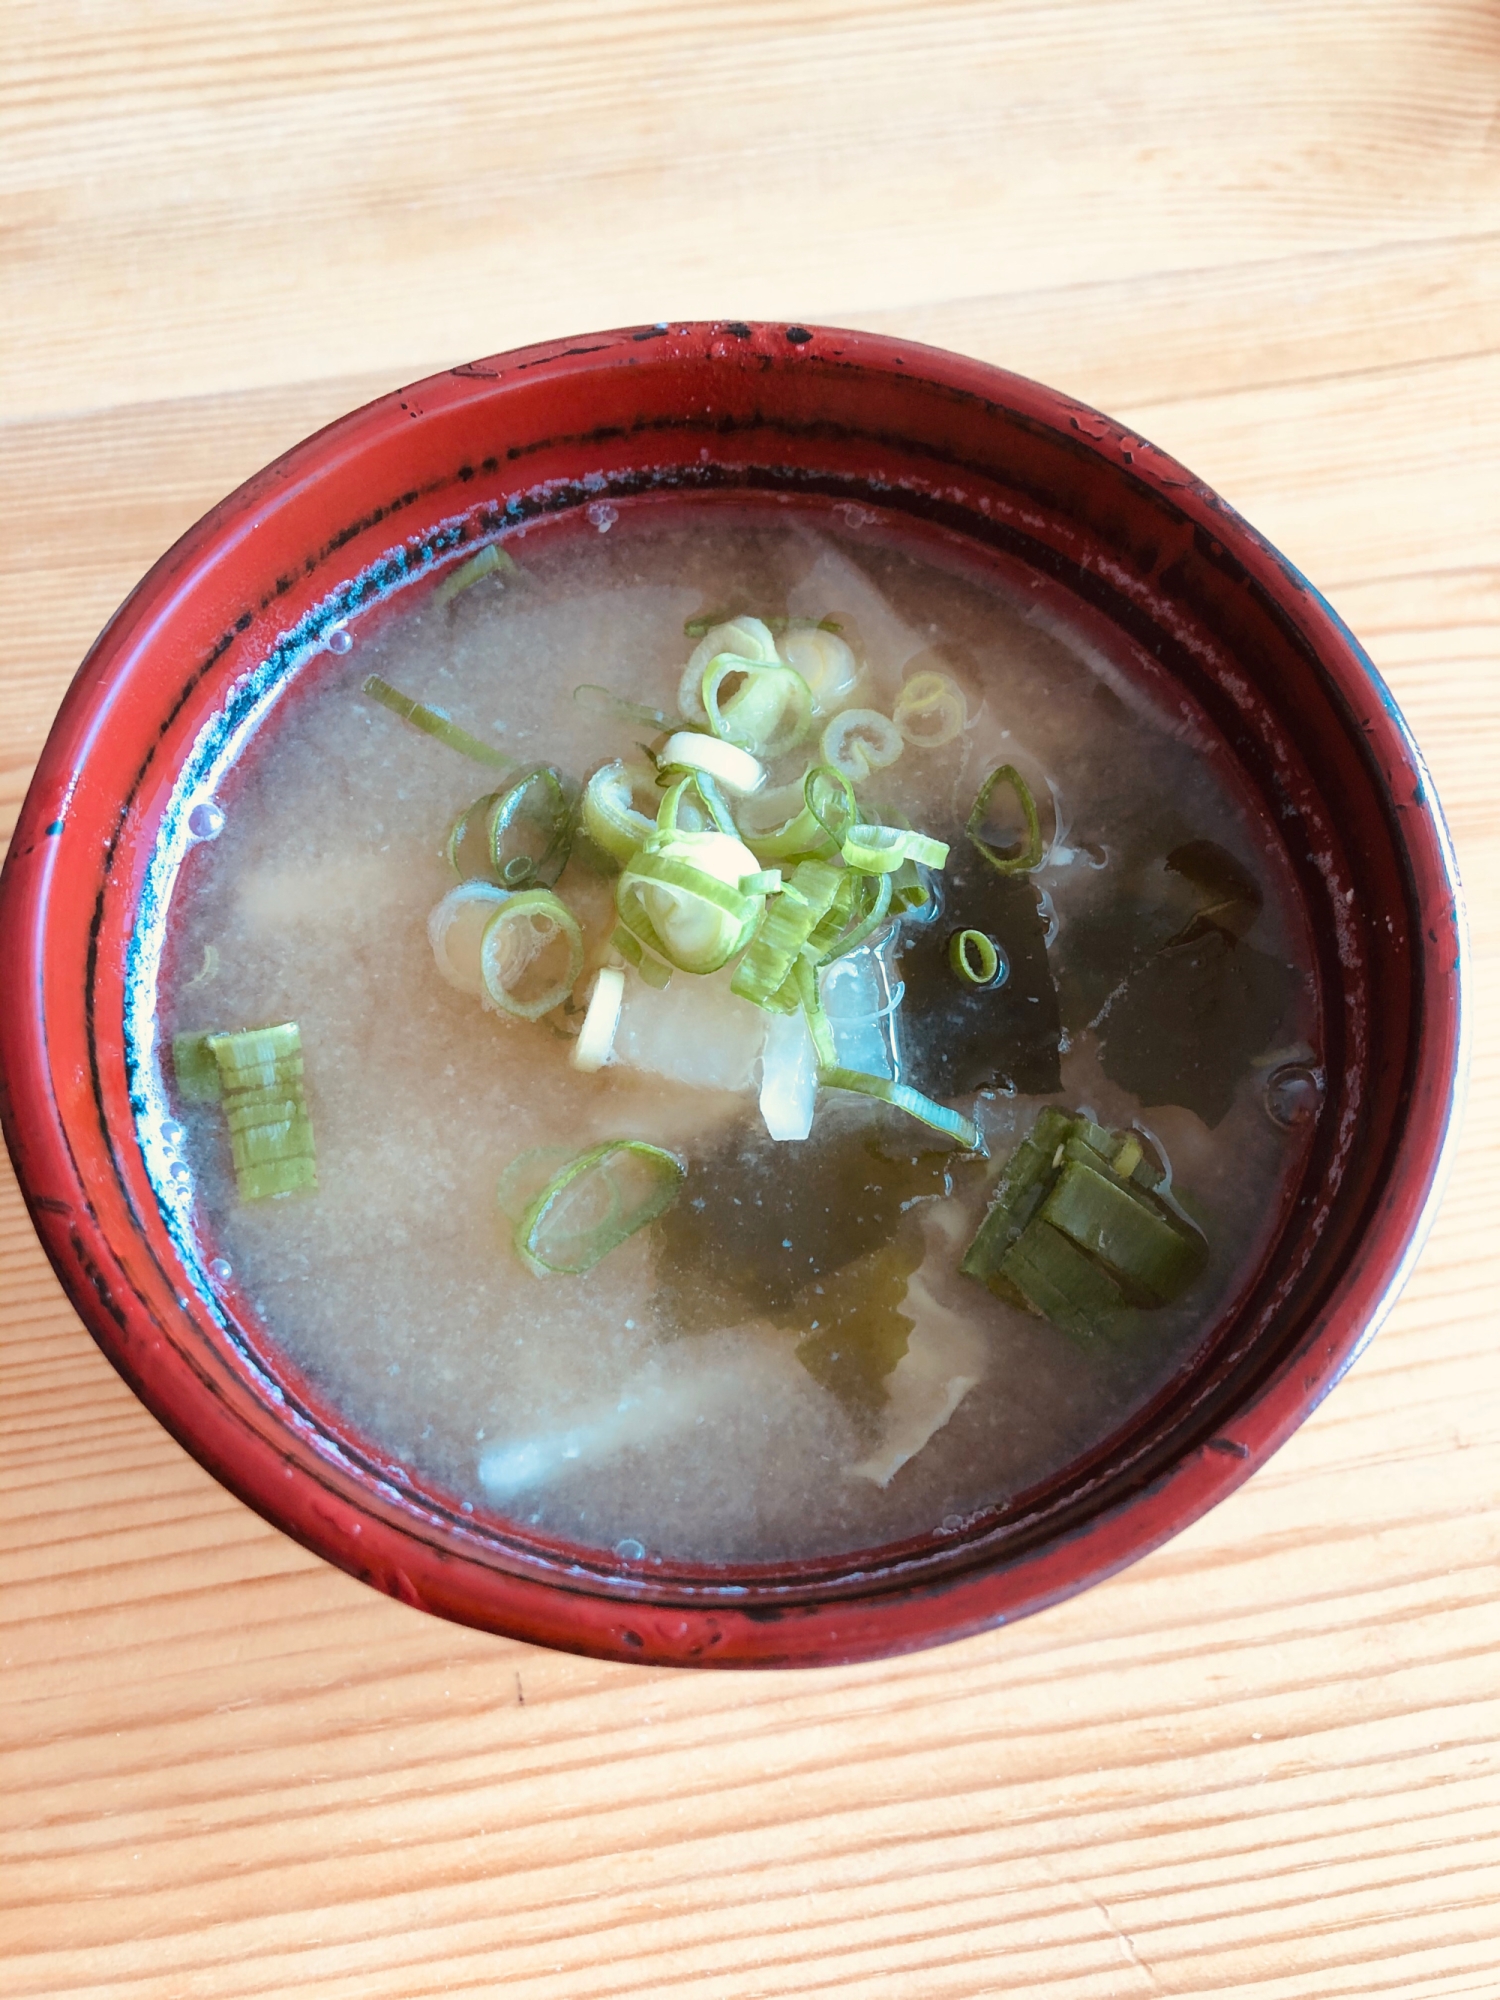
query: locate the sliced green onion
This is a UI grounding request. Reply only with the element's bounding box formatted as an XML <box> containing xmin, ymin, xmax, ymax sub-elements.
<box><xmin>363</xmin><ymin>676</ymin><xmax>513</xmax><ymax>770</ymax></box>
<box><xmin>486</xmin><ymin>765</ymin><xmax>574</xmax><ymax>888</ymax></box>
<box><xmin>888</xmin><ymin>855</ymin><xmax>931</xmax><ymax>914</ymax></box>
<box><xmin>571</xmin><ymin>966</ymin><xmax>626</xmax><ymax>1071</ymax></box>
<box><xmin>738</xmin><ymin>868</ymin><xmax>783</xmax><ymax>896</ymax></box>
<box><xmin>496</xmin><ymin>1144</ymin><xmax>577</xmax><ymax>1222</ymax></box>
<box><xmin>967</xmin><ymin>763</ymin><xmax>1043</xmax><ymax>876</ymax></box>
<box><xmin>581</xmin><ymin>760</ymin><xmax>657</xmax><ymax>867</ymax></box>
<box><xmin>513</xmin><ymin>1139</ymin><xmax>686</xmax><ymax>1277</ymax></box>
<box><xmin>841</xmin><ymin>824</ymin><xmax>950</xmax><ymax>875</ymax></box>
<box><xmin>949</xmin><ymin>928</ymin><xmax>1000</xmax><ymax>987</ymax></box>
<box><xmin>894</xmin><ymin>670</ymin><xmax>967</xmax><ymax>748</ymax></box>
<box><xmin>172</xmin><ymin>1031</ymin><xmax>222</xmax><ymax>1104</ymax></box>
<box><xmin>678</xmin><ymin>616</ymin><xmax>781</xmax><ymax>723</ymax></box>
<box><xmin>207</xmin><ymin>1023</ymin><xmax>317</xmax><ymax>1200</ymax></box>
<box><xmin>432</xmin><ymin>543</ymin><xmax>517</xmax><ymax>607</ymax></box>
<box><xmin>618</xmin><ymin>831</ymin><xmax>765</xmax><ymax>974</ymax></box>
<box><xmin>805</xmin><ymin>763</ymin><xmax>858</xmax><ymax>845</ymax></box>
<box><xmin>428</xmin><ymin>881</ymin><xmax>510</xmax><ymax>996</ymax></box>
<box><xmin>657</xmin><ymin>730</ymin><xmax>765</xmax><ymax>797</ymax></box>
<box><xmin>816</xmin><ymin>1066</ymin><xmax>982</xmax><ymax>1151</ymax></box>
<box><xmin>479</xmin><ymin>890</ymin><xmax>585</xmax><ymax>1019</ymax></box>
<box><xmin>446</xmin><ymin>789</ymin><xmax>505</xmax><ymax>879</ymax></box>
<box><xmin>573</xmin><ymin>684</ymin><xmax>676</xmax><ymax>731</ymax></box>
<box><xmin>730</xmin><ymin>860</ymin><xmax>843</xmax><ymax>1007</ymax></box>
<box><xmin>809</xmin><ymin>870</ymin><xmax>895</xmax><ymax>965</ymax></box>
<box><xmin>702</xmin><ymin>654</ymin><xmax>814</xmax><ymax>760</ymax></box>
<box><xmin>779</xmin><ymin>625</ymin><xmax>861</xmax><ymax>715</ymax></box>
<box><xmin>819</xmin><ymin>708</ymin><xmax>904</xmax><ymax>782</ymax></box>
<box><xmin>611</xmin><ymin>924</ymin><xmax>673</xmax><ymax>987</ymax></box>
<box><xmin>794</xmin><ymin>958</ymin><xmax>838</xmax><ymax>1067</ymax></box>
<box><xmin>960</xmin><ymin>1109</ymin><xmax>1205</xmax><ymax>1337</ymax></box>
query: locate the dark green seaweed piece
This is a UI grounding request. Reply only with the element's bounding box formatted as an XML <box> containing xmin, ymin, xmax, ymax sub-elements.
<box><xmin>1095</xmin><ymin>929</ymin><xmax>1295</xmax><ymax>1129</ymax></box>
<box><xmin>652</xmin><ymin>1115</ymin><xmax>973</xmax><ymax>1425</ymax></box>
<box><xmin>897</xmin><ymin>836</ymin><xmax>1063</xmax><ymax>1099</ymax></box>
<box><xmin>1058</xmin><ymin>835</ymin><xmax>1294</xmax><ymax>1128</ymax></box>
<box><xmin>962</xmin><ymin>1108</ymin><xmax>1204</xmax><ymax>1341</ymax></box>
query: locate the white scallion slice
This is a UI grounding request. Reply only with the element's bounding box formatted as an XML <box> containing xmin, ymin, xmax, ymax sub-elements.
<box><xmin>780</xmin><ymin>625</ymin><xmax>861</xmax><ymax>715</ymax></box>
<box><xmin>893</xmin><ymin>669</ymin><xmax>967</xmax><ymax>748</ymax></box>
<box><xmin>618</xmin><ymin>831</ymin><xmax>765</xmax><ymax>975</ymax></box>
<box><xmin>581</xmin><ymin>760</ymin><xmax>657</xmax><ymax>867</ymax></box>
<box><xmin>570</xmin><ymin>966</ymin><xmax>626</xmax><ymax>1071</ymax></box>
<box><xmin>428</xmin><ymin>881</ymin><xmax>510</xmax><ymax>996</ymax></box>
<box><xmin>677</xmin><ymin>616</ymin><xmax>780</xmax><ymax>724</ymax></box>
<box><xmin>820</xmin><ymin>708</ymin><xmax>904</xmax><ymax>782</ymax></box>
<box><xmin>479</xmin><ymin>889</ymin><xmax>585</xmax><ymax>1020</ymax></box>
<box><xmin>512</xmin><ymin>1140</ymin><xmax>685</xmax><ymax>1277</ymax></box>
<box><xmin>816</xmin><ymin>1065</ymin><xmax>982</xmax><ymax>1151</ymax></box>
<box><xmin>657</xmin><ymin>731</ymin><xmax>765</xmax><ymax>797</ymax></box>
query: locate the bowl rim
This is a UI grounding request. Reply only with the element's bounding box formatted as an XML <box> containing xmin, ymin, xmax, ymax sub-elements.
<box><xmin>0</xmin><ymin>320</ymin><xmax>1468</xmax><ymax>1667</ymax></box>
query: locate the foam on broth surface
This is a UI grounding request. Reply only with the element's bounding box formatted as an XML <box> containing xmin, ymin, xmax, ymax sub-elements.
<box><xmin>158</xmin><ymin>498</ymin><xmax>1317</xmax><ymax>1565</ymax></box>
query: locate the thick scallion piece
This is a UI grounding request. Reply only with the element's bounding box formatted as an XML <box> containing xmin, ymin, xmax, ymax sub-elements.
<box><xmin>842</xmin><ymin>824</ymin><xmax>950</xmax><ymax>875</ymax></box>
<box><xmin>363</xmin><ymin>676</ymin><xmax>513</xmax><ymax>770</ymax></box>
<box><xmin>432</xmin><ymin>542</ymin><xmax>517</xmax><ymax>607</ymax></box>
<box><xmin>893</xmin><ymin>670</ymin><xmax>967</xmax><ymax>748</ymax></box>
<box><xmin>485</xmin><ymin>765</ymin><xmax>575</xmax><ymax>889</ymax></box>
<box><xmin>479</xmin><ymin>890</ymin><xmax>585</xmax><ymax>1019</ymax></box>
<box><xmin>617</xmin><ymin>831</ymin><xmax>765</xmax><ymax>975</ymax></box>
<box><xmin>512</xmin><ymin>1139</ymin><xmax>686</xmax><ymax>1276</ymax></box>
<box><xmin>172</xmin><ymin>1031</ymin><xmax>222</xmax><ymax>1104</ymax></box>
<box><xmin>702</xmin><ymin>655</ymin><xmax>814</xmax><ymax>760</ymax></box>
<box><xmin>730</xmin><ymin>860</ymin><xmax>843</xmax><ymax>1007</ymax></box>
<box><xmin>820</xmin><ymin>708</ymin><xmax>904</xmax><ymax>782</ymax></box>
<box><xmin>657</xmin><ymin>730</ymin><xmax>765</xmax><ymax>797</ymax></box>
<box><xmin>967</xmin><ymin>763</ymin><xmax>1044</xmax><ymax>876</ymax></box>
<box><xmin>570</xmin><ymin>966</ymin><xmax>626</xmax><ymax>1071</ymax></box>
<box><xmin>960</xmin><ymin>1108</ymin><xmax>1206</xmax><ymax>1338</ymax></box>
<box><xmin>207</xmin><ymin>1022</ymin><xmax>317</xmax><ymax>1201</ymax></box>
<box><xmin>816</xmin><ymin>1066</ymin><xmax>982</xmax><ymax>1151</ymax></box>
<box><xmin>949</xmin><ymin>928</ymin><xmax>1000</xmax><ymax>987</ymax></box>
<box><xmin>581</xmin><ymin>760</ymin><xmax>657</xmax><ymax>867</ymax></box>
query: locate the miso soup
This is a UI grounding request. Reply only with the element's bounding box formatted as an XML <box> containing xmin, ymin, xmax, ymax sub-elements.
<box><xmin>152</xmin><ymin>501</ymin><xmax>1320</xmax><ymax>1565</ymax></box>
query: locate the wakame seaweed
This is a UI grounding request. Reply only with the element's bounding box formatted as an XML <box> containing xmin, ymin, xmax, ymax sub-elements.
<box><xmin>1058</xmin><ymin>836</ymin><xmax>1295</xmax><ymax>1127</ymax></box>
<box><xmin>897</xmin><ymin>838</ymin><xmax>1063</xmax><ymax>1100</ymax></box>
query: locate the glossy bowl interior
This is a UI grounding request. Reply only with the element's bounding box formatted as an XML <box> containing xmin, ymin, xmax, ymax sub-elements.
<box><xmin>0</xmin><ymin>322</ymin><xmax>1465</xmax><ymax>1667</ymax></box>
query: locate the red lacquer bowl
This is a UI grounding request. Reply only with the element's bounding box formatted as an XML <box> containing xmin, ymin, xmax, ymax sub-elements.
<box><xmin>0</xmin><ymin>323</ymin><xmax>1466</xmax><ymax>1668</ymax></box>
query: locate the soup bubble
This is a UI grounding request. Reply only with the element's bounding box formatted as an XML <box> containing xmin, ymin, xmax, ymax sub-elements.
<box><xmin>1265</xmin><ymin>1063</ymin><xmax>1323</xmax><ymax>1130</ymax></box>
<box><xmin>188</xmin><ymin>801</ymin><xmax>225</xmax><ymax>841</ymax></box>
<box><xmin>327</xmin><ymin>625</ymin><xmax>354</xmax><ymax>654</ymax></box>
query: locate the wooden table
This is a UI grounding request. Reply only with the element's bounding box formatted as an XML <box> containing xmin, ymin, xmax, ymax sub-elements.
<box><xmin>4</xmin><ymin>4</ymin><xmax>1498</xmax><ymax>1993</ymax></box>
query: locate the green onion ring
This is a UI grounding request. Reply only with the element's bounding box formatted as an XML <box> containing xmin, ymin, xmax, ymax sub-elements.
<box><xmin>513</xmin><ymin>1140</ymin><xmax>686</xmax><ymax>1277</ymax></box>
<box><xmin>479</xmin><ymin>890</ymin><xmax>585</xmax><ymax>1020</ymax></box>
<box><xmin>967</xmin><ymin>763</ymin><xmax>1044</xmax><ymax>876</ymax></box>
<box><xmin>949</xmin><ymin>928</ymin><xmax>1001</xmax><ymax>986</ymax></box>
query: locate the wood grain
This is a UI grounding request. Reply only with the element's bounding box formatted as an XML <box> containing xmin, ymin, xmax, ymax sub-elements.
<box><xmin>2</xmin><ymin>2</ymin><xmax>1498</xmax><ymax>1994</ymax></box>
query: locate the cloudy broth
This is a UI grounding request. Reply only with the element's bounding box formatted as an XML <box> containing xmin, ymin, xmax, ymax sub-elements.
<box><xmin>157</xmin><ymin>499</ymin><xmax>1319</xmax><ymax>1565</ymax></box>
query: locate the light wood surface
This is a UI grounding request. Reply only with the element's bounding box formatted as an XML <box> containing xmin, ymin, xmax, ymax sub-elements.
<box><xmin>3</xmin><ymin>3</ymin><xmax>1498</xmax><ymax>1994</ymax></box>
